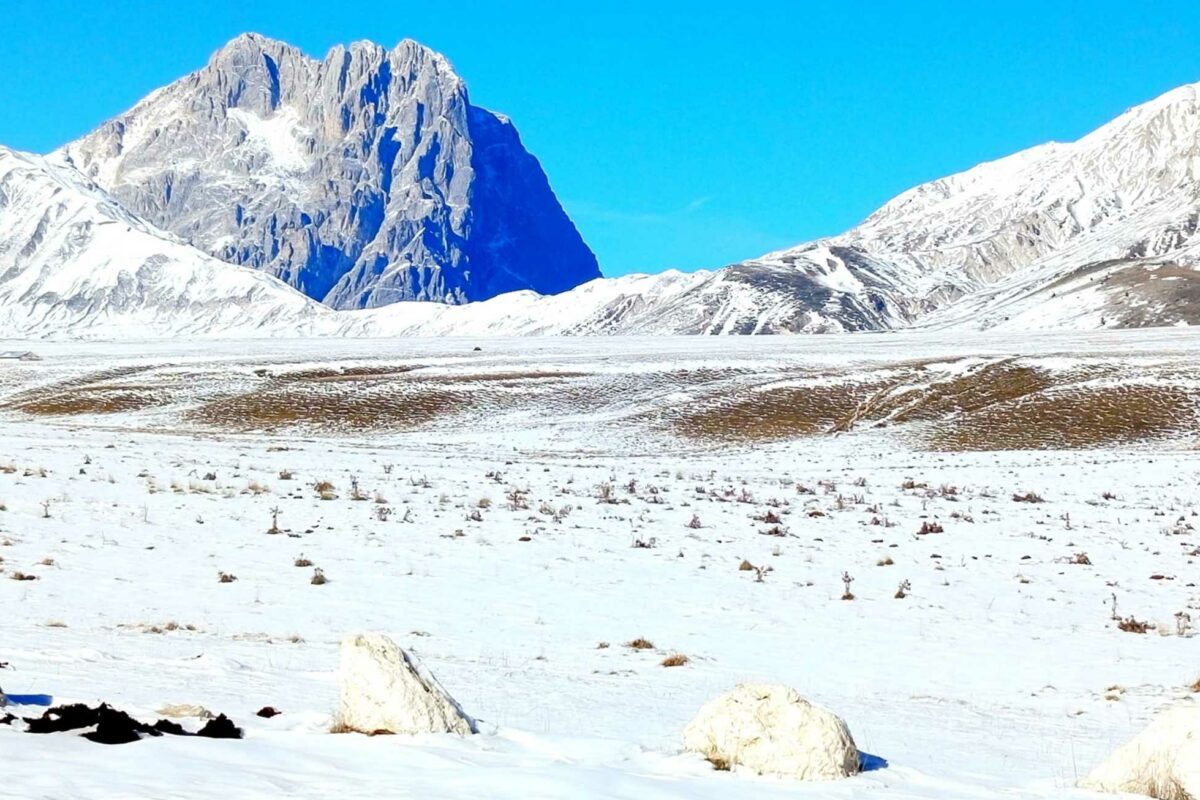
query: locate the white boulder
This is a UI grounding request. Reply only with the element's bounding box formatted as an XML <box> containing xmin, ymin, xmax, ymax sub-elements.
<box><xmin>682</xmin><ymin>683</ymin><xmax>859</xmax><ymax>781</ymax></box>
<box><xmin>1080</xmin><ymin>703</ymin><xmax>1200</xmax><ymax>798</ymax></box>
<box><xmin>336</xmin><ymin>633</ymin><xmax>475</xmax><ymax>736</ymax></box>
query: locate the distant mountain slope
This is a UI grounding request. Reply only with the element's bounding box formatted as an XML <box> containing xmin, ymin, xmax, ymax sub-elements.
<box><xmin>0</xmin><ymin>146</ymin><xmax>330</xmax><ymax>337</ymax></box>
<box><xmin>58</xmin><ymin>34</ymin><xmax>600</xmax><ymax>310</ymax></box>
<box><xmin>727</xmin><ymin>82</ymin><xmax>1200</xmax><ymax>331</ymax></box>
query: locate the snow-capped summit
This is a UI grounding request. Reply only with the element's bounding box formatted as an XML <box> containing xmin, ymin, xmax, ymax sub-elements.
<box><xmin>58</xmin><ymin>34</ymin><xmax>600</xmax><ymax>310</ymax></box>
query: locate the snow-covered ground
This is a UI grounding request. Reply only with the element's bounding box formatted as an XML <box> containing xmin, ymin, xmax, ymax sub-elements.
<box><xmin>1</xmin><ymin>332</ymin><xmax>1197</xmax><ymax>799</ymax></box>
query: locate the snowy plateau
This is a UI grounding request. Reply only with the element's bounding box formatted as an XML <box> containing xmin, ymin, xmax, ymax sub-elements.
<box><xmin>0</xmin><ymin>332</ymin><xmax>1198</xmax><ymax>799</ymax></box>
<box><xmin>1</xmin><ymin>31</ymin><xmax>1200</xmax><ymax>800</ymax></box>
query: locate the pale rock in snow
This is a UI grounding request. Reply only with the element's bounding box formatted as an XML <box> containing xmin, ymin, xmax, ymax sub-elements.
<box><xmin>1079</xmin><ymin>702</ymin><xmax>1200</xmax><ymax>798</ymax></box>
<box><xmin>158</xmin><ymin>704</ymin><xmax>215</xmax><ymax>719</ymax></box>
<box><xmin>336</xmin><ymin>633</ymin><xmax>475</xmax><ymax>736</ymax></box>
<box><xmin>682</xmin><ymin>683</ymin><xmax>860</xmax><ymax>781</ymax></box>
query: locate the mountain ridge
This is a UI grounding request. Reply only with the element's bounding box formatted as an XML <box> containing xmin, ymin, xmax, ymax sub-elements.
<box><xmin>4</xmin><ymin>49</ymin><xmax>1200</xmax><ymax>338</ymax></box>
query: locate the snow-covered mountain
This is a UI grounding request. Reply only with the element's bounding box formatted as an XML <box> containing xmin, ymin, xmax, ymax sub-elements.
<box><xmin>425</xmin><ymin>79</ymin><xmax>1200</xmax><ymax>336</ymax></box>
<box><xmin>728</xmin><ymin>82</ymin><xmax>1200</xmax><ymax>331</ymax></box>
<box><xmin>6</xmin><ymin>66</ymin><xmax>1200</xmax><ymax>339</ymax></box>
<box><xmin>0</xmin><ymin>142</ymin><xmax>809</xmax><ymax>339</ymax></box>
<box><xmin>0</xmin><ymin>145</ymin><xmax>338</xmax><ymax>337</ymax></box>
<box><xmin>58</xmin><ymin>34</ymin><xmax>600</xmax><ymax>310</ymax></box>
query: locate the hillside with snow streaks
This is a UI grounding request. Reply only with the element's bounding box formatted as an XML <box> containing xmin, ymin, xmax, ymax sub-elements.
<box><xmin>735</xmin><ymin>82</ymin><xmax>1200</xmax><ymax>330</ymax></box>
<box><xmin>0</xmin><ymin>146</ymin><xmax>338</xmax><ymax>338</ymax></box>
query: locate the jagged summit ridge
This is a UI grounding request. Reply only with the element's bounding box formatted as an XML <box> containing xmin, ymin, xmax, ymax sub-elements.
<box><xmin>59</xmin><ymin>34</ymin><xmax>600</xmax><ymax>309</ymax></box>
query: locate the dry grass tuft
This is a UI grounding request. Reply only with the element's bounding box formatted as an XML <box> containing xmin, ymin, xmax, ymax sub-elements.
<box><xmin>1117</xmin><ymin>616</ymin><xmax>1152</xmax><ymax>634</ymax></box>
<box><xmin>625</xmin><ymin>638</ymin><xmax>655</xmax><ymax>650</ymax></box>
<box><xmin>661</xmin><ymin>654</ymin><xmax>689</xmax><ymax>667</ymax></box>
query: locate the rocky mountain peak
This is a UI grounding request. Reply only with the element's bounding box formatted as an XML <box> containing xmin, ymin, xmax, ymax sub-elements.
<box><xmin>60</xmin><ymin>35</ymin><xmax>599</xmax><ymax>309</ymax></box>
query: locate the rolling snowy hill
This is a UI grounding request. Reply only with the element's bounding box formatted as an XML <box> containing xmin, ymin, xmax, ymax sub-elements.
<box><xmin>0</xmin><ymin>146</ymin><xmax>335</xmax><ymax>337</ymax></box>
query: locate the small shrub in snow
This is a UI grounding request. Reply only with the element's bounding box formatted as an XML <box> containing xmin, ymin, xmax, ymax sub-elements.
<box><xmin>625</xmin><ymin>638</ymin><xmax>655</xmax><ymax>650</ymax></box>
<box><xmin>840</xmin><ymin>571</ymin><xmax>855</xmax><ymax>601</ymax></box>
<box><xmin>311</xmin><ymin>568</ymin><xmax>328</xmax><ymax>585</ymax></box>
<box><xmin>294</xmin><ymin>555</ymin><xmax>312</xmax><ymax>568</ymax></box>
<box><xmin>1012</xmin><ymin>491</ymin><xmax>1045</xmax><ymax>503</ymax></box>
<box><xmin>505</xmin><ymin>487</ymin><xmax>529</xmax><ymax>511</ymax></box>
<box><xmin>661</xmin><ymin>654</ymin><xmax>689</xmax><ymax>667</ymax></box>
<box><xmin>217</xmin><ymin>572</ymin><xmax>237</xmax><ymax>583</ymax></box>
<box><xmin>1118</xmin><ymin>616</ymin><xmax>1152</xmax><ymax>634</ymax></box>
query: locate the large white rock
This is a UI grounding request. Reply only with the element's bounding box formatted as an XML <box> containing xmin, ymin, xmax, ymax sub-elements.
<box><xmin>682</xmin><ymin>683</ymin><xmax>860</xmax><ymax>781</ymax></box>
<box><xmin>336</xmin><ymin>633</ymin><xmax>475</xmax><ymax>736</ymax></box>
<box><xmin>1080</xmin><ymin>703</ymin><xmax>1200</xmax><ymax>798</ymax></box>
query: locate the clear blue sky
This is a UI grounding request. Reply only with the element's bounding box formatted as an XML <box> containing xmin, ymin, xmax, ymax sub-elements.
<box><xmin>2</xmin><ymin>1</ymin><xmax>1198</xmax><ymax>276</ymax></box>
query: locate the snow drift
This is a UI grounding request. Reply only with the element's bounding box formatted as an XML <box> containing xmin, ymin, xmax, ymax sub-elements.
<box><xmin>1080</xmin><ymin>702</ymin><xmax>1200</xmax><ymax>799</ymax></box>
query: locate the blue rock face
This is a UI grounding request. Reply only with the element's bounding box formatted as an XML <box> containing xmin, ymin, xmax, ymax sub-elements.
<box><xmin>60</xmin><ymin>34</ymin><xmax>600</xmax><ymax>310</ymax></box>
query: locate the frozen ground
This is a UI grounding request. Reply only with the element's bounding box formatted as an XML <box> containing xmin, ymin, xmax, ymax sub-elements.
<box><xmin>0</xmin><ymin>331</ymin><xmax>1197</xmax><ymax>799</ymax></box>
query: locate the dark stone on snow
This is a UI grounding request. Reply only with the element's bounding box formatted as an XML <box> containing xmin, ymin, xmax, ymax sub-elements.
<box><xmin>25</xmin><ymin>703</ymin><xmax>100</xmax><ymax>733</ymax></box>
<box><xmin>152</xmin><ymin>718</ymin><xmax>188</xmax><ymax>735</ymax></box>
<box><xmin>83</xmin><ymin>704</ymin><xmax>154</xmax><ymax>745</ymax></box>
<box><xmin>197</xmin><ymin>714</ymin><xmax>243</xmax><ymax>739</ymax></box>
